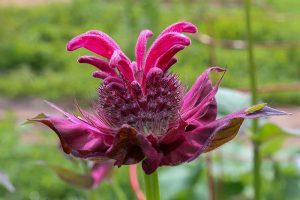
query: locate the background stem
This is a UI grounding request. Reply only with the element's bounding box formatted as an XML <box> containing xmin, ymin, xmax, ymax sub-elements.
<box><xmin>143</xmin><ymin>171</ymin><xmax>160</xmax><ymax>200</ymax></box>
<box><xmin>244</xmin><ymin>0</ymin><xmax>260</xmax><ymax>199</ymax></box>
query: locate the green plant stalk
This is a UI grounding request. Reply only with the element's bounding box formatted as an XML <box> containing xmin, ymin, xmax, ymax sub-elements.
<box><xmin>143</xmin><ymin>171</ymin><xmax>160</xmax><ymax>200</ymax></box>
<box><xmin>111</xmin><ymin>179</ymin><xmax>127</xmax><ymax>200</ymax></box>
<box><xmin>244</xmin><ymin>0</ymin><xmax>260</xmax><ymax>200</ymax></box>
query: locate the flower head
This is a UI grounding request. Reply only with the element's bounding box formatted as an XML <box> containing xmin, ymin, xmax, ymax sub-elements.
<box><xmin>29</xmin><ymin>22</ymin><xmax>287</xmax><ymax>174</ymax></box>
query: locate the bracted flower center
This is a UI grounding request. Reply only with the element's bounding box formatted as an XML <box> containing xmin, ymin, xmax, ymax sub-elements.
<box><xmin>98</xmin><ymin>70</ymin><xmax>183</xmax><ymax>135</ymax></box>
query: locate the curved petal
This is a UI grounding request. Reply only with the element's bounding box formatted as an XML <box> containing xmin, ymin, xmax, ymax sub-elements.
<box><xmin>160</xmin><ymin>104</ymin><xmax>288</xmax><ymax>166</ymax></box>
<box><xmin>78</xmin><ymin>56</ymin><xmax>117</xmax><ymax>77</ymax></box>
<box><xmin>159</xmin><ymin>21</ymin><xmax>198</xmax><ymax>37</ymax></box>
<box><xmin>27</xmin><ymin>102</ymin><xmax>114</xmax><ymax>158</ymax></box>
<box><xmin>135</xmin><ymin>30</ymin><xmax>153</xmax><ymax>70</ymax></box>
<box><xmin>144</xmin><ymin>32</ymin><xmax>191</xmax><ymax>75</ymax></box>
<box><xmin>110</xmin><ymin>50</ymin><xmax>134</xmax><ymax>81</ymax></box>
<box><xmin>92</xmin><ymin>71</ymin><xmax>110</xmax><ymax>79</ymax></box>
<box><xmin>155</xmin><ymin>45</ymin><xmax>185</xmax><ymax>72</ymax></box>
<box><xmin>67</xmin><ymin>31</ymin><xmax>120</xmax><ymax>60</ymax></box>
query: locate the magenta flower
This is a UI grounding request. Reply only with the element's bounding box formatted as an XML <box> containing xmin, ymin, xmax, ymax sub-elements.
<box><xmin>29</xmin><ymin>22</ymin><xmax>287</xmax><ymax>174</ymax></box>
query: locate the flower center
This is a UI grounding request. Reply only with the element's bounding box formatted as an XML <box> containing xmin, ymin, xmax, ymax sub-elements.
<box><xmin>98</xmin><ymin>70</ymin><xmax>183</xmax><ymax>135</ymax></box>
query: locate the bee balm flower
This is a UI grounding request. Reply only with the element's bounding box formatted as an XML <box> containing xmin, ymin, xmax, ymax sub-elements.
<box><xmin>29</xmin><ymin>22</ymin><xmax>287</xmax><ymax>174</ymax></box>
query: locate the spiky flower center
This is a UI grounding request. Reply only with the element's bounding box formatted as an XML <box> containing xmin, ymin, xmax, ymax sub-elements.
<box><xmin>98</xmin><ymin>70</ymin><xmax>183</xmax><ymax>135</ymax></box>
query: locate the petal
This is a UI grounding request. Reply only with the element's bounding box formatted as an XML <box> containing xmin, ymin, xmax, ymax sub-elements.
<box><xmin>135</xmin><ymin>30</ymin><xmax>153</xmax><ymax>70</ymax></box>
<box><xmin>144</xmin><ymin>32</ymin><xmax>191</xmax><ymax>75</ymax></box>
<box><xmin>137</xmin><ymin>134</ymin><xmax>162</xmax><ymax>174</ymax></box>
<box><xmin>92</xmin><ymin>71</ymin><xmax>110</xmax><ymax>79</ymax></box>
<box><xmin>67</xmin><ymin>31</ymin><xmax>120</xmax><ymax>59</ymax></box>
<box><xmin>78</xmin><ymin>56</ymin><xmax>117</xmax><ymax>77</ymax></box>
<box><xmin>163</xmin><ymin>58</ymin><xmax>178</xmax><ymax>72</ymax></box>
<box><xmin>155</xmin><ymin>45</ymin><xmax>185</xmax><ymax>72</ymax></box>
<box><xmin>160</xmin><ymin>104</ymin><xmax>288</xmax><ymax>166</ymax></box>
<box><xmin>181</xmin><ymin>67</ymin><xmax>225</xmax><ymax>124</ymax></box>
<box><xmin>110</xmin><ymin>50</ymin><xmax>134</xmax><ymax>81</ymax></box>
<box><xmin>159</xmin><ymin>21</ymin><xmax>198</xmax><ymax>37</ymax></box>
<box><xmin>91</xmin><ymin>161</ymin><xmax>113</xmax><ymax>188</ymax></box>
<box><xmin>28</xmin><ymin>114</ymin><xmax>112</xmax><ymax>156</ymax></box>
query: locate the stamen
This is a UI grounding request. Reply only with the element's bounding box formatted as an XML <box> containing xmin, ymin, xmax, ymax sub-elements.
<box><xmin>98</xmin><ymin>72</ymin><xmax>183</xmax><ymax>135</ymax></box>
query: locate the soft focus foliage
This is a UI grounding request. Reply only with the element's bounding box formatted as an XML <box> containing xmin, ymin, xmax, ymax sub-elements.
<box><xmin>0</xmin><ymin>0</ymin><xmax>299</xmax><ymax>199</ymax></box>
<box><xmin>0</xmin><ymin>0</ymin><xmax>299</xmax><ymax>103</ymax></box>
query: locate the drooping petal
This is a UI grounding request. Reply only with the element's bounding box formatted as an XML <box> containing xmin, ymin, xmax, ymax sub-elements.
<box><xmin>137</xmin><ymin>134</ymin><xmax>162</xmax><ymax>175</ymax></box>
<box><xmin>159</xmin><ymin>21</ymin><xmax>198</xmax><ymax>37</ymax></box>
<box><xmin>110</xmin><ymin>50</ymin><xmax>134</xmax><ymax>81</ymax></box>
<box><xmin>181</xmin><ymin>67</ymin><xmax>225</xmax><ymax>124</ymax></box>
<box><xmin>78</xmin><ymin>56</ymin><xmax>117</xmax><ymax>77</ymax></box>
<box><xmin>144</xmin><ymin>32</ymin><xmax>191</xmax><ymax>75</ymax></box>
<box><xmin>135</xmin><ymin>30</ymin><xmax>153</xmax><ymax>70</ymax></box>
<box><xmin>91</xmin><ymin>161</ymin><xmax>113</xmax><ymax>188</ymax></box>
<box><xmin>160</xmin><ymin>104</ymin><xmax>288</xmax><ymax>166</ymax></box>
<box><xmin>106</xmin><ymin>125</ymin><xmax>145</xmax><ymax>166</ymax></box>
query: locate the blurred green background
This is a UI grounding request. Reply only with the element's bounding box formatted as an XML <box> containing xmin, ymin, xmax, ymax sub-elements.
<box><xmin>0</xmin><ymin>0</ymin><xmax>299</xmax><ymax>199</ymax></box>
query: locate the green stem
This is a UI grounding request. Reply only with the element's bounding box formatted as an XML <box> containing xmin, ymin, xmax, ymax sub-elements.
<box><xmin>111</xmin><ymin>179</ymin><xmax>127</xmax><ymax>200</ymax></box>
<box><xmin>143</xmin><ymin>171</ymin><xmax>160</xmax><ymax>200</ymax></box>
<box><xmin>244</xmin><ymin>0</ymin><xmax>260</xmax><ymax>199</ymax></box>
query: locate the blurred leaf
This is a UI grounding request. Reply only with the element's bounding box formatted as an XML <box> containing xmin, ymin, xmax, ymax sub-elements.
<box><xmin>37</xmin><ymin>161</ymin><xmax>93</xmax><ymax>189</ymax></box>
<box><xmin>256</xmin><ymin>123</ymin><xmax>300</xmax><ymax>157</ymax></box>
<box><xmin>216</xmin><ymin>179</ymin><xmax>244</xmax><ymax>199</ymax></box>
<box><xmin>0</xmin><ymin>171</ymin><xmax>15</xmax><ymax>192</ymax></box>
<box><xmin>216</xmin><ymin>88</ymin><xmax>251</xmax><ymax>117</ymax></box>
<box><xmin>260</xmin><ymin>137</ymin><xmax>285</xmax><ymax>157</ymax></box>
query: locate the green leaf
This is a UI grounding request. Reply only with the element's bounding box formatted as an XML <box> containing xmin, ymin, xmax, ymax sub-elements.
<box><xmin>255</xmin><ymin>123</ymin><xmax>300</xmax><ymax>157</ymax></box>
<box><xmin>256</xmin><ymin>123</ymin><xmax>299</xmax><ymax>143</ymax></box>
<box><xmin>37</xmin><ymin>161</ymin><xmax>93</xmax><ymax>189</ymax></box>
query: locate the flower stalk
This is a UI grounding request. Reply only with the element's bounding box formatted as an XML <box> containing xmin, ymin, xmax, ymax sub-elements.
<box><xmin>143</xmin><ymin>171</ymin><xmax>160</xmax><ymax>200</ymax></box>
<box><xmin>244</xmin><ymin>0</ymin><xmax>260</xmax><ymax>199</ymax></box>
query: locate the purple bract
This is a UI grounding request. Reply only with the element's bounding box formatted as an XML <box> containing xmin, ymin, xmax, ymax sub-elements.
<box><xmin>29</xmin><ymin>22</ymin><xmax>287</xmax><ymax>174</ymax></box>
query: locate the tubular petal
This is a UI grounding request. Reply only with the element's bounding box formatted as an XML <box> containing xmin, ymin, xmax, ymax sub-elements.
<box><xmin>92</xmin><ymin>71</ymin><xmax>110</xmax><ymax>79</ymax></box>
<box><xmin>85</xmin><ymin>30</ymin><xmax>120</xmax><ymax>49</ymax></box>
<box><xmin>135</xmin><ymin>30</ymin><xmax>153</xmax><ymax>70</ymax></box>
<box><xmin>110</xmin><ymin>50</ymin><xmax>134</xmax><ymax>81</ymax></box>
<box><xmin>67</xmin><ymin>32</ymin><xmax>120</xmax><ymax>60</ymax></box>
<box><xmin>155</xmin><ymin>45</ymin><xmax>185</xmax><ymax>72</ymax></box>
<box><xmin>144</xmin><ymin>32</ymin><xmax>191</xmax><ymax>75</ymax></box>
<box><xmin>159</xmin><ymin>21</ymin><xmax>198</xmax><ymax>37</ymax></box>
<box><xmin>78</xmin><ymin>56</ymin><xmax>117</xmax><ymax>76</ymax></box>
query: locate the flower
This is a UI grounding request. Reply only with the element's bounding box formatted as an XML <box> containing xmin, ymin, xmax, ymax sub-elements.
<box><xmin>29</xmin><ymin>21</ymin><xmax>287</xmax><ymax>174</ymax></box>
